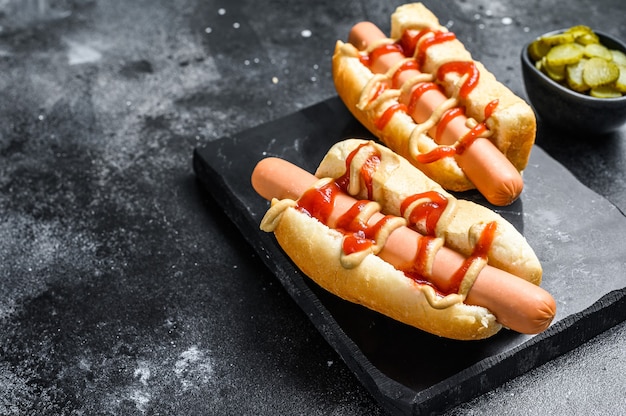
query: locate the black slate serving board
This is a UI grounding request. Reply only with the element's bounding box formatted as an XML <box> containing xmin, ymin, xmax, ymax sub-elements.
<box><xmin>193</xmin><ymin>96</ymin><xmax>626</xmax><ymax>415</ymax></box>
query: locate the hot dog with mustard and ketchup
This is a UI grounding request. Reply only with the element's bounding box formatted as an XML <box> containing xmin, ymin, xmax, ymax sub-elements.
<box><xmin>252</xmin><ymin>139</ymin><xmax>555</xmax><ymax>340</ymax></box>
<box><xmin>332</xmin><ymin>3</ymin><xmax>537</xmax><ymax>206</ymax></box>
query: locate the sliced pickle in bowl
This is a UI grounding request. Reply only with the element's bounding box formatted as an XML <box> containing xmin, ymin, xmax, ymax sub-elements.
<box><xmin>528</xmin><ymin>39</ymin><xmax>552</xmax><ymax>61</ymax></box>
<box><xmin>566</xmin><ymin>59</ymin><xmax>590</xmax><ymax>92</ymax></box>
<box><xmin>542</xmin><ymin>57</ymin><xmax>566</xmax><ymax>81</ymax></box>
<box><xmin>615</xmin><ymin>65</ymin><xmax>626</xmax><ymax>92</ymax></box>
<box><xmin>611</xmin><ymin>50</ymin><xmax>626</xmax><ymax>66</ymax></box>
<box><xmin>540</xmin><ymin>32</ymin><xmax>575</xmax><ymax>46</ymax></box>
<box><xmin>583</xmin><ymin>57</ymin><xmax>620</xmax><ymax>88</ymax></box>
<box><xmin>590</xmin><ymin>84</ymin><xmax>623</xmax><ymax>98</ymax></box>
<box><xmin>546</xmin><ymin>43</ymin><xmax>584</xmax><ymax>66</ymax></box>
<box><xmin>527</xmin><ymin>26</ymin><xmax>626</xmax><ymax>98</ymax></box>
<box><xmin>584</xmin><ymin>43</ymin><xmax>613</xmax><ymax>60</ymax></box>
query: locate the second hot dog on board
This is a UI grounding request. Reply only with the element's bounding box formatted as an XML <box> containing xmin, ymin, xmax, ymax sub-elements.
<box><xmin>332</xmin><ymin>3</ymin><xmax>537</xmax><ymax>206</ymax></box>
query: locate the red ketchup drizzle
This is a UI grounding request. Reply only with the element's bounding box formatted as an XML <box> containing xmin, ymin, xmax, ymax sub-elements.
<box><xmin>416</xmin><ymin>31</ymin><xmax>456</xmax><ymax>67</ymax></box>
<box><xmin>397</xmin><ymin>29</ymin><xmax>421</xmax><ymax>58</ymax></box>
<box><xmin>484</xmin><ymin>99</ymin><xmax>499</xmax><ymax>119</ymax></box>
<box><xmin>416</xmin><ymin>146</ymin><xmax>456</xmax><ymax>164</ymax></box>
<box><xmin>295</xmin><ymin>180</ymin><xmax>396</xmax><ymax>257</ymax></box>
<box><xmin>456</xmin><ymin>123</ymin><xmax>487</xmax><ymax>155</ymax></box>
<box><xmin>445</xmin><ymin>221</ymin><xmax>497</xmax><ymax>295</ymax></box>
<box><xmin>400</xmin><ymin>191</ymin><xmax>448</xmax><ymax>236</ymax></box>
<box><xmin>407</xmin><ymin>82</ymin><xmax>441</xmax><ymax>116</ymax></box>
<box><xmin>367</xmin><ymin>82</ymin><xmax>388</xmax><ymax>105</ymax></box>
<box><xmin>336</xmin><ymin>143</ymin><xmax>381</xmax><ymax>200</ymax></box>
<box><xmin>359</xmin><ymin>43</ymin><xmax>403</xmax><ymax>67</ymax></box>
<box><xmin>416</xmin><ymin>99</ymin><xmax>500</xmax><ymax>163</ymax></box>
<box><xmin>295</xmin><ymin>180</ymin><xmax>338</xmax><ymax>224</ymax></box>
<box><xmin>454</xmin><ymin>99</ymin><xmax>499</xmax><ymax>155</ymax></box>
<box><xmin>375</xmin><ymin>103</ymin><xmax>408</xmax><ymax>130</ymax></box>
<box><xmin>437</xmin><ymin>61</ymin><xmax>480</xmax><ymax>99</ymax></box>
<box><xmin>336</xmin><ymin>201</ymin><xmax>397</xmax><ymax>255</ymax></box>
<box><xmin>401</xmin><ymin>236</ymin><xmax>442</xmax><ymax>292</ymax></box>
<box><xmin>392</xmin><ymin>59</ymin><xmax>419</xmax><ymax>89</ymax></box>
<box><xmin>435</xmin><ymin>107</ymin><xmax>465</xmax><ymax>143</ymax></box>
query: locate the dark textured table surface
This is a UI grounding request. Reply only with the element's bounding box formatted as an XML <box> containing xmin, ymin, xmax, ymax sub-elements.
<box><xmin>1</xmin><ymin>0</ymin><xmax>625</xmax><ymax>415</ymax></box>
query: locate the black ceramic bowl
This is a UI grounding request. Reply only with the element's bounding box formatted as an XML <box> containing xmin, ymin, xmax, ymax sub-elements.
<box><xmin>521</xmin><ymin>29</ymin><xmax>626</xmax><ymax>134</ymax></box>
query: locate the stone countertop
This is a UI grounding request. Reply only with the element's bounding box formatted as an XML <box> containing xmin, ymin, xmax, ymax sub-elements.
<box><xmin>1</xmin><ymin>0</ymin><xmax>625</xmax><ymax>415</ymax></box>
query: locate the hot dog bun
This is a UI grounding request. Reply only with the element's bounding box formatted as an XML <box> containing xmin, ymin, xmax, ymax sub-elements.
<box><xmin>262</xmin><ymin>199</ymin><xmax>502</xmax><ymax>340</ymax></box>
<box><xmin>316</xmin><ymin>139</ymin><xmax>542</xmax><ymax>285</ymax></box>
<box><xmin>332</xmin><ymin>3</ymin><xmax>536</xmax><ymax>194</ymax></box>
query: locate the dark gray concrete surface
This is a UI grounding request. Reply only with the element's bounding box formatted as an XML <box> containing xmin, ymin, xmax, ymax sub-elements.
<box><xmin>1</xmin><ymin>0</ymin><xmax>624</xmax><ymax>415</ymax></box>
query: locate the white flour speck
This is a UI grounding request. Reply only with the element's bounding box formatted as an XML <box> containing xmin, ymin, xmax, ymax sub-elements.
<box><xmin>129</xmin><ymin>390</ymin><xmax>151</xmax><ymax>412</ymax></box>
<box><xmin>78</xmin><ymin>358</ymin><xmax>91</xmax><ymax>371</ymax></box>
<box><xmin>301</xmin><ymin>29</ymin><xmax>312</xmax><ymax>38</ymax></box>
<box><xmin>502</xmin><ymin>17</ymin><xmax>513</xmax><ymax>25</ymax></box>
<box><xmin>272</xmin><ymin>77</ymin><xmax>278</xmax><ymax>84</ymax></box>
<box><xmin>65</xmin><ymin>39</ymin><xmax>102</xmax><ymax>65</ymax></box>
<box><xmin>174</xmin><ymin>346</ymin><xmax>214</xmax><ymax>391</ymax></box>
<box><xmin>134</xmin><ymin>362</ymin><xmax>151</xmax><ymax>385</ymax></box>
<box><xmin>218</xmin><ymin>8</ymin><xmax>226</xmax><ymax>15</ymax></box>
<box><xmin>233</xmin><ymin>22</ymin><xmax>240</xmax><ymax>29</ymax></box>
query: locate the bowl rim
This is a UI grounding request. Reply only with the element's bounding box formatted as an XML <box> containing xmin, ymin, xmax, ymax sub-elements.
<box><xmin>521</xmin><ymin>28</ymin><xmax>626</xmax><ymax>103</ymax></box>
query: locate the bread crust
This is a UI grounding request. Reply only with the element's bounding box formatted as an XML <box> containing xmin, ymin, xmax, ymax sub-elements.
<box><xmin>264</xmin><ymin>202</ymin><xmax>501</xmax><ymax>340</ymax></box>
<box><xmin>332</xmin><ymin>2</ymin><xmax>536</xmax><ymax>192</ymax></box>
<box><xmin>316</xmin><ymin>139</ymin><xmax>543</xmax><ymax>285</ymax></box>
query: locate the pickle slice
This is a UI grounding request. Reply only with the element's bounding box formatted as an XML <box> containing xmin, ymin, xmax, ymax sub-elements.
<box><xmin>590</xmin><ymin>84</ymin><xmax>622</xmax><ymax>98</ymax></box>
<box><xmin>566</xmin><ymin>59</ymin><xmax>590</xmax><ymax>92</ymax></box>
<box><xmin>576</xmin><ymin>32</ymin><xmax>600</xmax><ymax>45</ymax></box>
<box><xmin>583</xmin><ymin>57</ymin><xmax>620</xmax><ymax>87</ymax></box>
<box><xmin>584</xmin><ymin>43</ymin><xmax>613</xmax><ymax>60</ymax></box>
<box><xmin>565</xmin><ymin>25</ymin><xmax>594</xmax><ymax>37</ymax></box>
<box><xmin>542</xmin><ymin>59</ymin><xmax>566</xmax><ymax>81</ymax></box>
<box><xmin>615</xmin><ymin>65</ymin><xmax>626</xmax><ymax>93</ymax></box>
<box><xmin>540</xmin><ymin>32</ymin><xmax>575</xmax><ymax>46</ymax></box>
<box><xmin>611</xmin><ymin>49</ymin><xmax>626</xmax><ymax>66</ymax></box>
<box><xmin>546</xmin><ymin>43</ymin><xmax>584</xmax><ymax>66</ymax></box>
<box><xmin>528</xmin><ymin>39</ymin><xmax>552</xmax><ymax>61</ymax></box>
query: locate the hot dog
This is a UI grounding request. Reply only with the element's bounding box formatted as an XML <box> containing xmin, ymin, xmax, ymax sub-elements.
<box><xmin>252</xmin><ymin>142</ymin><xmax>556</xmax><ymax>340</ymax></box>
<box><xmin>332</xmin><ymin>3</ymin><xmax>537</xmax><ymax>206</ymax></box>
